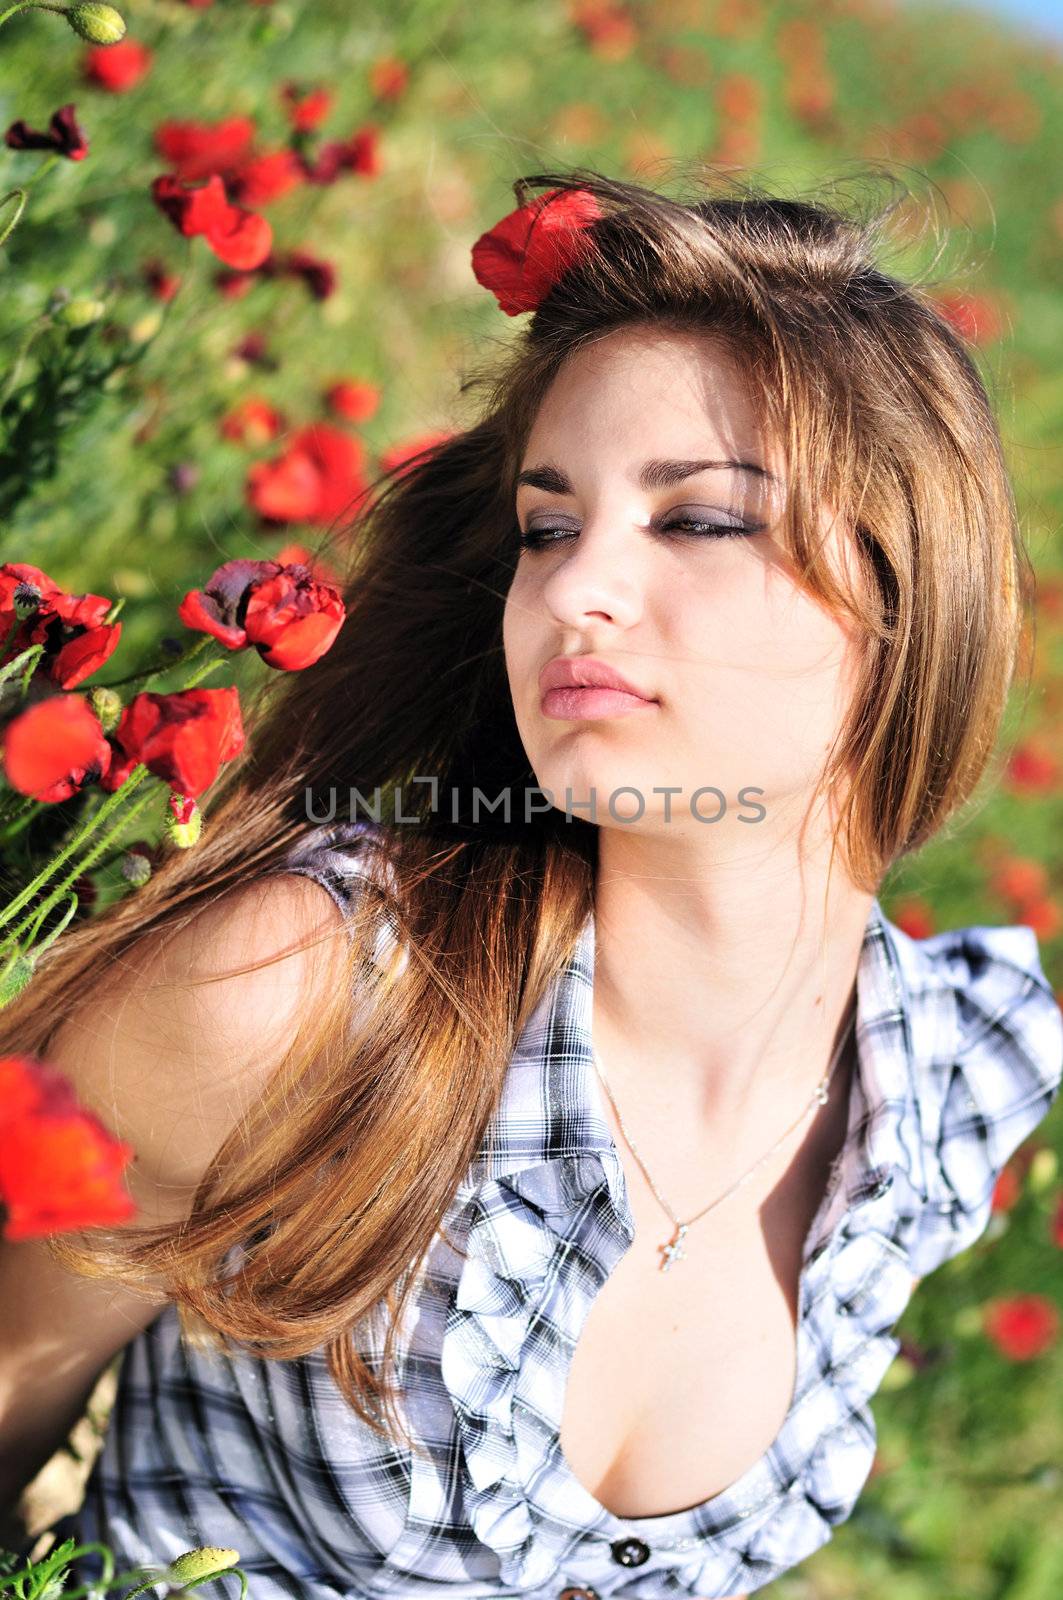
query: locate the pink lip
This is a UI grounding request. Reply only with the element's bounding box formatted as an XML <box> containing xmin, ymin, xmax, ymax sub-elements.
<box><xmin>538</xmin><ymin>654</ymin><xmax>656</xmax><ymax>700</ymax></box>
<box><xmin>540</xmin><ymin>685</ymin><xmax>658</xmax><ymax>721</ymax></box>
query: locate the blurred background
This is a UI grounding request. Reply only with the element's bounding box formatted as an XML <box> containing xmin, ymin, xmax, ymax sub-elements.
<box><xmin>2</xmin><ymin>0</ymin><xmax>1062</xmax><ymax>1594</ymax></box>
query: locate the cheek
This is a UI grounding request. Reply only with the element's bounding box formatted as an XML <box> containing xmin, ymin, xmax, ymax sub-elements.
<box><xmin>502</xmin><ymin>584</ymin><xmax>541</xmax><ymax>703</ymax></box>
<box><xmin>672</xmin><ymin>578</ymin><xmax>852</xmax><ymax>763</ymax></box>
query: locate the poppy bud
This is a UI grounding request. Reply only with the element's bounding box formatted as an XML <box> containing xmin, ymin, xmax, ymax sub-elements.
<box><xmin>66</xmin><ymin>3</ymin><xmax>127</xmax><ymax>44</ymax></box>
<box><xmin>89</xmin><ymin>686</ymin><xmax>122</xmax><ymax>734</ymax></box>
<box><xmin>162</xmin><ymin>794</ymin><xmax>202</xmax><ymax>849</ymax></box>
<box><xmin>165</xmin><ymin>1549</ymin><xmax>240</xmax><ymax>1586</ymax></box>
<box><xmin>11</xmin><ymin>580</ymin><xmax>43</xmax><ymax>619</ymax></box>
<box><xmin>129</xmin><ymin>308</ymin><xmax>163</xmax><ymax>343</ymax></box>
<box><xmin>120</xmin><ymin>848</ymin><xmax>152</xmax><ymax>886</ymax></box>
<box><xmin>55</xmin><ymin>297</ymin><xmax>106</xmax><ymax>328</ymax></box>
<box><xmin>1028</xmin><ymin>1148</ymin><xmax>1059</xmax><ymax>1192</ymax></box>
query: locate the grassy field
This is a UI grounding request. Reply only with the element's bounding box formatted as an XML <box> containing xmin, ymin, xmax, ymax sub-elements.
<box><xmin>3</xmin><ymin>0</ymin><xmax>1063</xmax><ymax>1595</ymax></box>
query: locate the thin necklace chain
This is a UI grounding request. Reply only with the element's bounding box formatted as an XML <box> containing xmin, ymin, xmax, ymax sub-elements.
<box><xmin>591</xmin><ymin>998</ymin><xmax>857</xmax><ymax>1272</ymax></box>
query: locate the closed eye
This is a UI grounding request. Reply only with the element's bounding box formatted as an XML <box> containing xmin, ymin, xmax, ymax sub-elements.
<box><xmin>515</xmin><ymin>515</ymin><xmax>766</xmax><ymax>551</ymax></box>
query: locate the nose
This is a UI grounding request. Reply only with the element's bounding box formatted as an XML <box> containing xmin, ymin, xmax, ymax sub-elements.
<box><xmin>539</xmin><ymin>523</ymin><xmax>645</xmax><ymax>632</ymax></box>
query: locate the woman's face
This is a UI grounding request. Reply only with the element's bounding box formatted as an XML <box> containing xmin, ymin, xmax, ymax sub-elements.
<box><xmin>502</xmin><ymin>325</ymin><xmax>863</xmax><ymax>839</ymax></box>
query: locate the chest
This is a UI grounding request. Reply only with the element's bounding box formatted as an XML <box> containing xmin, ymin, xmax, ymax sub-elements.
<box><xmin>557</xmin><ymin>1071</ymin><xmax>852</xmax><ymax>1520</ymax></box>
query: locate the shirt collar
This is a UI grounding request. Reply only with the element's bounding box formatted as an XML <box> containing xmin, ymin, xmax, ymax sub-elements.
<box><xmin>462</xmin><ymin>896</ymin><xmax>951</xmax><ymax>1223</ymax></box>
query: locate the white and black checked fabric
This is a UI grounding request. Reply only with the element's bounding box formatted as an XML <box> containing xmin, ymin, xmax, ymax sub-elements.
<box><xmin>73</xmin><ymin>820</ymin><xmax>1063</xmax><ymax>1600</ymax></box>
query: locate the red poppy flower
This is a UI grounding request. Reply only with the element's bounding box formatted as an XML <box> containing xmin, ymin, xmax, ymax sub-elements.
<box><xmin>325</xmin><ymin>379</ymin><xmax>379</xmax><ymax>423</ymax></box>
<box><xmin>177</xmin><ymin>558</ymin><xmax>346</xmax><ymax>670</ymax></box>
<box><xmin>219</xmin><ymin>396</ymin><xmax>286</xmax><ymax>446</ymax></box>
<box><xmin>299</xmin><ymin>141</ymin><xmax>345</xmax><ymax>186</ymax></box>
<box><xmin>280</xmin><ymin>248</ymin><xmax>337</xmax><ymax>300</ymax></box>
<box><xmin>983</xmin><ymin>1294</ymin><xmax>1060</xmax><ymax>1361</ymax></box>
<box><xmin>279</xmin><ymin>82</ymin><xmax>334</xmax><ymax>132</ymax></box>
<box><xmin>273</xmin><ymin>542</ymin><xmax>342</xmax><ymax>586</ymax></box>
<box><xmin>1</xmin><ymin>695</ymin><xmax>111</xmax><ymax>803</ymax></box>
<box><xmin>299</xmin><ymin>124</ymin><xmax>382</xmax><ymax>186</ymax></box>
<box><xmin>343</xmin><ymin>127</ymin><xmax>381</xmax><ymax>177</ymax></box>
<box><xmin>232</xmin><ymin>331</ymin><xmax>273</xmax><ymax>368</ymax></box>
<box><xmin>215</xmin><ymin>270</ymin><xmax>258</xmax><ymax>301</ymax></box>
<box><xmin>378</xmin><ymin>428</ymin><xmax>453</xmax><ymax>478</ymax></box>
<box><xmin>151</xmin><ymin>173</ymin><xmax>272</xmax><ymax>271</ymax></box>
<box><xmin>101</xmin><ymin>686</ymin><xmax>245</xmax><ymax>799</ymax></box>
<box><xmin>169</xmin><ymin>791</ymin><xmax>196</xmax><ymax>826</ymax></box>
<box><xmin>933</xmin><ymin>290</ymin><xmax>1004</xmax><ymax>345</ymax></box>
<box><xmin>247</xmin><ymin>422</ymin><xmax>368</xmax><ymax>526</ymax></box>
<box><xmin>153</xmin><ymin>115</ymin><xmax>256</xmax><ymax>182</ymax></box>
<box><xmin>142</xmin><ymin>258</ymin><xmax>182</xmax><ymax>302</ymax></box>
<box><xmin>0</xmin><ymin>562</ymin><xmax>121</xmax><ymax>690</ymax></box>
<box><xmin>367</xmin><ymin>56</ymin><xmax>409</xmax><ymax>101</ymax></box>
<box><xmin>991</xmin><ymin>1164</ymin><xmax>1021</xmax><ymax>1214</ymax></box>
<box><xmin>196</xmin><ymin>199</ymin><xmax>272</xmax><ymax>273</ymax></box>
<box><xmin>1005</xmin><ymin>737</ymin><xmax>1058</xmax><ymax>794</ymax></box>
<box><xmin>5</xmin><ymin>103</ymin><xmax>90</xmax><ymax>161</ymax></box>
<box><xmin>246</xmin><ymin>446</ymin><xmax>321</xmax><ymax>521</ymax></box>
<box><xmin>0</xmin><ymin>1054</ymin><xmax>135</xmax><ymax>1241</ymax></box>
<box><xmin>83</xmin><ymin>39</ymin><xmax>153</xmax><ymax>92</ymax></box>
<box><xmin>1018</xmin><ymin>896</ymin><xmax>1062</xmax><ymax>940</ymax></box>
<box><xmin>471</xmin><ymin>186</ymin><xmax>604</xmax><ymax>315</ymax></box>
<box><xmin>990</xmin><ymin>855</ymin><xmax>1050</xmax><ymax>908</ymax></box>
<box><xmin>241</xmin><ymin>566</ymin><xmax>346</xmax><ymax>670</ymax></box>
<box><xmin>151</xmin><ymin>170</ymin><xmax>232</xmax><ymax>235</ymax></box>
<box><xmin>572</xmin><ymin>3</ymin><xmax>638</xmax><ymax>61</ymax></box>
<box><xmin>227</xmin><ymin>148</ymin><xmax>305</xmax><ymax>208</ymax></box>
<box><xmin>890</xmin><ymin>895</ymin><xmax>934</xmax><ymax>940</ymax></box>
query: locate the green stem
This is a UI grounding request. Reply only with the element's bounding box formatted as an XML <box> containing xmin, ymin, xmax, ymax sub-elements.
<box><xmin>0</xmin><ymin>314</ymin><xmax>51</xmax><ymax>408</ymax></box>
<box><xmin>1</xmin><ymin>775</ymin><xmax>160</xmax><ymax>949</ymax></box>
<box><xmin>0</xmin><ymin>188</ymin><xmax>27</xmax><ymax>249</ymax></box>
<box><xmin>0</xmin><ymin>1</ymin><xmax>72</xmax><ymax>28</ymax></box>
<box><xmin>98</xmin><ymin>633</ymin><xmax>216</xmax><ymax>691</ymax></box>
<box><xmin>0</xmin><ymin>780</ymin><xmax>37</xmax><ymax>816</ymax></box>
<box><xmin>55</xmin><ymin>1579</ymin><xmax>152</xmax><ymax>1600</ymax></box>
<box><xmin>0</xmin><ymin>764</ymin><xmax>153</xmax><ymax>934</ymax></box>
<box><xmin>21</xmin><ymin>884</ymin><xmax>79</xmax><ymax>948</ymax></box>
<box><xmin>182</xmin><ymin>651</ymin><xmax>228</xmax><ymax>689</ymax></box>
<box><xmin>0</xmin><ymin>650</ymin><xmax>231</xmax><ymax>948</ymax></box>
<box><xmin>0</xmin><ymin>641</ymin><xmax>43</xmax><ymax>688</ymax></box>
<box><xmin>21</xmin><ymin>152</ymin><xmax>60</xmax><ymax>191</ymax></box>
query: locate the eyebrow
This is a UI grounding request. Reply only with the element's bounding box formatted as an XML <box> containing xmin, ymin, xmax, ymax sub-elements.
<box><xmin>514</xmin><ymin>458</ymin><xmax>782</xmax><ymax>494</ymax></box>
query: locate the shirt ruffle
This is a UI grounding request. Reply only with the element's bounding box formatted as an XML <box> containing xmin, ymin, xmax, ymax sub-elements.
<box><xmin>420</xmin><ymin>912</ymin><xmax>1061</xmax><ymax>1595</ymax></box>
<box><xmin>902</xmin><ymin>922</ymin><xmax>1063</xmax><ymax>1277</ymax></box>
<box><xmin>434</xmin><ymin>1138</ymin><xmax>923</xmax><ymax>1595</ymax></box>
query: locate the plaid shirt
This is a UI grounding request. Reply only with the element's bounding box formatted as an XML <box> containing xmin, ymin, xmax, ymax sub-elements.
<box><xmin>75</xmin><ymin>821</ymin><xmax>1063</xmax><ymax>1600</ymax></box>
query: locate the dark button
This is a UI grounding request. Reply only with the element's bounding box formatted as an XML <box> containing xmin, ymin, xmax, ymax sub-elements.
<box><xmin>558</xmin><ymin>1588</ymin><xmax>601</xmax><ymax>1599</ymax></box>
<box><xmin>610</xmin><ymin>1536</ymin><xmax>651</xmax><ymax>1567</ymax></box>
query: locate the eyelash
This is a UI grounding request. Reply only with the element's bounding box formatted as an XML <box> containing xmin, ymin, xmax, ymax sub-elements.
<box><xmin>515</xmin><ymin>516</ymin><xmax>761</xmax><ymax>551</ymax></box>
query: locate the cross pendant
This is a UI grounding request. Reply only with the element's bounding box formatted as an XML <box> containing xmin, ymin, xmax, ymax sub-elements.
<box><xmin>659</xmin><ymin>1221</ymin><xmax>688</xmax><ymax>1271</ymax></box>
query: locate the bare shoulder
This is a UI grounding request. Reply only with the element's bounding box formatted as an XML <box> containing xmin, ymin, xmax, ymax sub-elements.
<box><xmin>44</xmin><ymin>866</ymin><xmax>351</xmax><ymax>1210</ymax></box>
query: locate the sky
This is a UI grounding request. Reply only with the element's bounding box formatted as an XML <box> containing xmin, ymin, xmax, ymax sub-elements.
<box><xmin>916</xmin><ymin>0</ymin><xmax>1063</xmax><ymax>42</ymax></box>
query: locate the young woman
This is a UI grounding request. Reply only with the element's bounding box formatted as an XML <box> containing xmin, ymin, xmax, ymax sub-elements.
<box><xmin>2</xmin><ymin>168</ymin><xmax>1061</xmax><ymax>1600</ymax></box>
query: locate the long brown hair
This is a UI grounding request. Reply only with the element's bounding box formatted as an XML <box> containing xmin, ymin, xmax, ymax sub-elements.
<box><xmin>1</xmin><ymin>163</ymin><xmax>1038</xmax><ymax>1450</ymax></box>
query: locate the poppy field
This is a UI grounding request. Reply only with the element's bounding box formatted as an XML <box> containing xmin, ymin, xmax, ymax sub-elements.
<box><xmin>2</xmin><ymin>0</ymin><xmax>1063</xmax><ymax>1595</ymax></box>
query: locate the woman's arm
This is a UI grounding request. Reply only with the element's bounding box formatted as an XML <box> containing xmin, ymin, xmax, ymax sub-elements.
<box><xmin>0</xmin><ymin>871</ymin><xmax>349</xmax><ymax>1513</ymax></box>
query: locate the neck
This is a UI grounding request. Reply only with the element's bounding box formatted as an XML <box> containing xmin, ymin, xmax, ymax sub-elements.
<box><xmin>588</xmin><ymin>816</ymin><xmax>875</xmax><ymax>1139</ymax></box>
